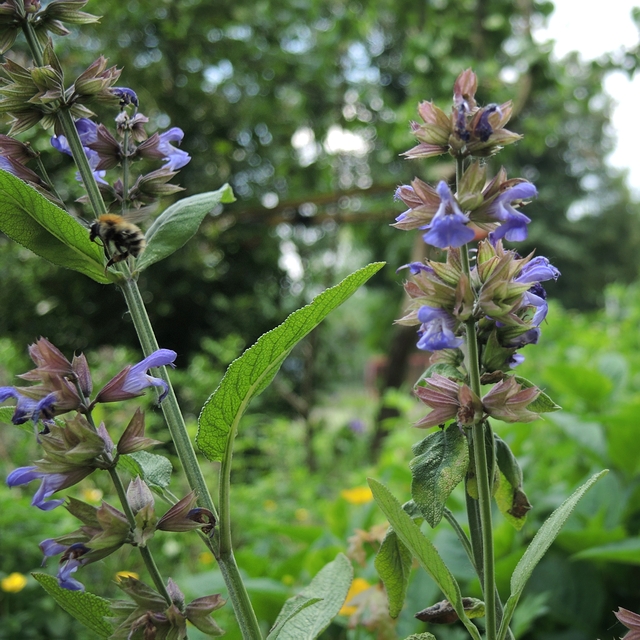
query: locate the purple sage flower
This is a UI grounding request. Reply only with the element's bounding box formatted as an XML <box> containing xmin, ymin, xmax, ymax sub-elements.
<box><xmin>6</xmin><ymin>466</ymin><xmax>67</xmax><ymax>511</ymax></box>
<box><xmin>416</xmin><ymin>306</ymin><xmax>464</xmax><ymax>351</ymax></box>
<box><xmin>51</xmin><ymin>119</ymin><xmax>108</xmax><ymax>185</ymax></box>
<box><xmin>156</xmin><ymin>128</ymin><xmax>191</xmax><ymax>170</ymax></box>
<box><xmin>473</xmin><ymin>104</ymin><xmax>501</xmax><ymax>141</ymax></box>
<box><xmin>111</xmin><ymin>87</ymin><xmax>139</xmax><ymax>108</ymax></box>
<box><xmin>0</xmin><ymin>387</ymin><xmax>56</xmax><ymax>425</ymax></box>
<box><xmin>396</xmin><ymin>262</ymin><xmax>435</xmax><ymax>276</ymax></box>
<box><xmin>95</xmin><ymin>349</ymin><xmax>177</xmax><ymax>404</ymax></box>
<box><xmin>487</xmin><ymin>182</ymin><xmax>537</xmax><ymax>243</ymax></box>
<box><xmin>421</xmin><ymin>181</ymin><xmax>475</xmax><ymax>249</ymax></box>
<box><xmin>47</xmin><ymin>542</ymin><xmax>87</xmax><ymax>591</ymax></box>
<box><xmin>40</xmin><ymin>541</ymin><xmax>90</xmax><ymax>591</ymax></box>
<box><xmin>522</xmin><ymin>284</ymin><xmax>549</xmax><ymax>326</ymax></box>
<box><xmin>515</xmin><ymin>256</ymin><xmax>561</xmax><ymax>284</ymax></box>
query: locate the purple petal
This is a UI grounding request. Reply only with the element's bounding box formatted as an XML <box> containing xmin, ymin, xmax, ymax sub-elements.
<box><xmin>51</xmin><ymin>135</ymin><xmax>72</xmax><ymax>156</ymax></box>
<box><xmin>423</xmin><ymin>214</ymin><xmax>475</xmax><ymax>248</ymax></box>
<box><xmin>58</xmin><ymin>560</ymin><xmax>85</xmax><ymax>591</ymax></box>
<box><xmin>75</xmin><ymin>119</ymin><xmax>99</xmax><ymax>145</ymax></box>
<box><xmin>7</xmin><ymin>465</ymin><xmax>40</xmax><ymax>487</ymax></box>
<box><xmin>40</xmin><ymin>538</ymin><xmax>69</xmax><ymax>558</ymax></box>
<box><xmin>516</xmin><ymin>256</ymin><xmax>560</xmax><ymax>284</ymax></box>
<box><xmin>31</xmin><ymin>473</ymin><xmax>67</xmax><ymax>510</ymax></box>
<box><xmin>158</xmin><ymin>128</ymin><xmax>190</xmax><ymax>170</ymax></box>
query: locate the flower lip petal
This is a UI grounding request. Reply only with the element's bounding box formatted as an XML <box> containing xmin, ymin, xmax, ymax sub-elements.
<box><xmin>6</xmin><ymin>465</ymin><xmax>40</xmax><ymax>487</ymax></box>
<box><xmin>130</xmin><ymin>349</ymin><xmax>177</xmax><ymax>373</ymax></box>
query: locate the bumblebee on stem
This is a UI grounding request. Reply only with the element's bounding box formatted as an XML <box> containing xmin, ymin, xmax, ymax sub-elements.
<box><xmin>89</xmin><ymin>214</ymin><xmax>146</xmax><ymax>268</ymax></box>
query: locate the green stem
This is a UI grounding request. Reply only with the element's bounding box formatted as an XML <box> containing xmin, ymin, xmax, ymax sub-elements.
<box><xmin>119</xmin><ymin>278</ymin><xmax>263</xmax><ymax>640</ymax></box>
<box><xmin>56</xmin><ymin>108</ymin><xmax>108</xmax><ymax>218</ymax></box>
<box><xmin>457</xmin><ymin>155</ymin><xmax>497</xmax><ymax>640</ymax></box>
<box><xmin>20</xmin><ymin>15</ymin><xmax>43</xmax><ymax>63</ymax></box>
<box><xmin>108</xmin><ymin>466</ymin><xmax>172</xmax><ymax>603</ymax></box>
<box><xmin>121</xmin><ymin>128</ymin><xmax>130</xmax><ymax>215</ymax></box>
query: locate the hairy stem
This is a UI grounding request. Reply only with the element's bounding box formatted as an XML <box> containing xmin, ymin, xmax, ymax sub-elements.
<box><xmin>119</xmin><ymin>278</ymin><xmax>262</xmax><ymax>640</ymax></box>
<box><xmin>457</xmin><ymin>156</ymin><xmax>497</xmax><ymax>640</ymax></box>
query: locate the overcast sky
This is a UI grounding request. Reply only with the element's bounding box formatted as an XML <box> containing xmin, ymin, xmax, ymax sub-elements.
<box><xmin>534</xmin><ymin>0</ymin><xmax>639</xmax><ymax>193</ymax></box>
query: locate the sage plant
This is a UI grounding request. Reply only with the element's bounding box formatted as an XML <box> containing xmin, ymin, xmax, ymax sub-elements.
<box><xmin>367</xmin><ymin>70</ymin><xmax>607</xmax><ymax>639</ymax></box>
<box><xmin>0</xmin><ymin>2</ymin><xmax>381</xmax><ymax>638</ymax></box>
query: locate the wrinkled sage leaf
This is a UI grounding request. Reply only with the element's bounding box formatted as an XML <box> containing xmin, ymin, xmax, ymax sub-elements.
<box><xmin>136</xmin><ymin>185</ymin><xmax>235</xmax><ymax>271</ymax></box>
<box><xmin>33</xmin><ymin>572</ymin><xmax>112</xmax><ymax>638</ymax></box>
<box><xmin>375</xmin><ymin>526</ymin><xmax>413</xmax><ymax>618</ymax></box>
<box><xmin>410</xmin><ymin>425</ymin><xmax>469</xmax><ymax>527</ymax></box>
<box><xmin>368</xmin><ymin>479</ymin><xmax>481</xmax><ymax>640</ymax></box>
<box><xmin>0</xmin><ymin>170</ymin><xmax>111</xmax><ymax>284</ymax></box>
<box><xmin>119</xmin><ymin>451</ymin><xmax>172</xmax><ymax>489</ymax></box>
<box><xmin>269</xmin><ymin>553</ymin><xmax>353</xmax><ymax>640</ymax></box>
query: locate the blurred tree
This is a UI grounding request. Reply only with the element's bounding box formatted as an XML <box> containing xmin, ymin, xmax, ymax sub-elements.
<box><xmin>0</xmin><ymin>0</ymin><xmax>638</xmax><ymax>372</ymax></box>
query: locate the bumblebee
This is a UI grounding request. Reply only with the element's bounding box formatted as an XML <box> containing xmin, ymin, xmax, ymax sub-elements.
<box><xmin>89</xmin><ymin>214</ymin><xmax>146</xmax><ymax>268</ymax></box>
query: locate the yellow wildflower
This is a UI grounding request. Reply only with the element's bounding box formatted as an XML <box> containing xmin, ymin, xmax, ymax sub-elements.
<box><xmin>82</xmin><ymin>488</ymin><xmax>103</xmax><ymax>503</ymax></box>
<box><xmin>1</xmin><ymin>573</ymin><xmax>27</xmax><ymax>593</ymax></box>
<box><xmin>115</xmin><ymin>571</ymin><xmax>139</xmax><ymax>581</ymax></box>
<box><xmin>339</xmin><ymin>577</ymin><xmax>371</xmax><ymax>616</ymax></box>
<box><xmin>340</xmin><ymin>486</ymin><xmax>373</xmax><ymax>505</ymax></box>
<box><xmin>199</xmin><ymin>552</ymin><xmax>214</xmax><ymax>565</ymax></box>
<box><xmin>294</xmin><ymin>508</ymin><xmax>309</xmax><ymax>522</ymax></box>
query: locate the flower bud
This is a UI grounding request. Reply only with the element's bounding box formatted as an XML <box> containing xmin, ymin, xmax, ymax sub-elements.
<box><xmin>117</xmin><ymin>409</ymin><xmax>162</xmax><ymax>455</ymax></box>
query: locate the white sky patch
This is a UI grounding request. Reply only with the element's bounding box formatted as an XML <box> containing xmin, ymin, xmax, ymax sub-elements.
<box><xmin>291</xmin><ymin>126</ymin><xmax>320</xmax><ymax>166</ymax></box>
<box><xmin>534</xmin><ymin>0</ymin><xmax>640</xmax><ymax>193</ymax></box>
<box><xmin>278</xmin><ymin>240</ymin><xmax>304</xmax><ymax>281</ymax></box>
<box><xmin>324</xmin><ymin>125</ymin><xmax>369</xmax><ymax>156</ymax></box>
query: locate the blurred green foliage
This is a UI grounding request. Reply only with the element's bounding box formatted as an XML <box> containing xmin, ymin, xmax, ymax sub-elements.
<box><xmin>1</xmin><ymin>0</ymin><xmax>640</xmax><ymax>638</ymax></box>
<box><xmin>0</xmin><ymin>0</ymin><xmax>638</xmax><ymax>360</ymax></box>
<box><xmin>3</xmin><ymin>283</ymin><xmax>640</xmax><ymax>637</ymax></box>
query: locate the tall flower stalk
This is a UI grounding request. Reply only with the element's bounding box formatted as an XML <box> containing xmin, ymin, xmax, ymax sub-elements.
<box><xmin>380</xmin><ymin>69</ymin><xmax>566</xmax><ymax>639</ymax></box>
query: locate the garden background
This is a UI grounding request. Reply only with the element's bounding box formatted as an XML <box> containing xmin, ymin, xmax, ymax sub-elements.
<box><xmin>1</xmin><ymin>0</ymin><xmax>639</xmax><ymax>638</ymax></box>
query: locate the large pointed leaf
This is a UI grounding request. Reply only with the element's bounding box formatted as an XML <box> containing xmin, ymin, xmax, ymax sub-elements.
<box><xmin>266</xmin><ymin>597</ymin><xmax>323</xmax><ymax>639</ymax></box>
<box><xmin>0</xmin><ymin>170</ymin><xmax>111</xmax><ymax>283</ymax></box>
<box><xmin>375</xmin><ymin>526</ymin><xmax>413</xmax><ymax>618</ymax></box>
<box><xmin>368</xmin><ymin>479</ymin><xmax>481</xmax><ymax>640</ymax></box>
<box><xmin>497</xmin><ymin>470</ymin><xmax>608</xmax><ymax>640</ymax></box>
<box><xmin>410</xmin><ymin>425</ymin><xmax>469</xmax><ymax>528</ymax></box>
<box><xmin>32</xmin><ymin>572</ymin><xmax>113</xmax><ymax>638</ymax></box>
<box><xmin>136</xmin><ymin>185</ymin><xmax>235</xmax><ymax>271</ymax></box>
<box><xmin>269</xmin><ymin>553</ymin><xmax>353</xmax><ymax>640</ymax></box>
<box><xmin>196</xmin><ymin>262</ymin><xmax>384</xmax><ymax>461</ymax></box>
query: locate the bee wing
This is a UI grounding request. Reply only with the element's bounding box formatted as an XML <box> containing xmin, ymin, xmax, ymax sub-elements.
<box><xmin>122</xmin><ymin>204</ymin><xmax>159</xmax><ymax>225</ymax></box>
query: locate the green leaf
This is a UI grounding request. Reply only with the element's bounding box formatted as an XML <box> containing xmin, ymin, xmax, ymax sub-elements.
<box><xmin>498</xmin><ymin>470</ymin><xmax>608</xmax><ymax>640</ymax></box>
<box><xmin>0</xmin><ymin>170</ymin><xmax>111</xmax><ymax>284</ymax></box>
<box><xmin>269</xmin><ymin>553</ymin><xmax>353</xmax><ymax>640</ymax></box>
<box><xmin>136</xmin><ymin>185</ymin><xmax>235</xmax><ymax>271</ymax></box>
<box><xmin>494</xmin><ymin>470</ymin><xmax>530</xmax><ymax>531</ymax></box>
<box><xmin>375</xmin><ymin>527</ymin><xmax>413</xmax><ymax>618</ymax></box>
<box><xmin>410</xmin><ymin>425</ymin><xmax>469</xmax><ymax>527</ymax></box>
<box><xmin>367</xmin><ymin>479</ymin><xmax>481</xmax><ymax>640</ymax></box>
<box><xmin>403</xmin><ymin>634</ymin><xmax>437</xmax><ymax>640</ymax></box>
<box><xmin>119</xmin><ymin>451</ymin><xmax>172</xmax><ymax>489</ymax></box>
<box><xmin>0</xmin><ymin>406</ymin><xmax>15</xmax><ymax>425</ymax></box>
<box><xmin>514</xmin><ymin>376</ymin><xmax>561</xmax><ymax>413</ymax></box>
<box><xmin>196</xmin><ymin>262</ymin><xmax>384</xmax><ymax>461</ymax></box>
<box><xmin>266</xmin><ymin>597</ymin><xmax>323</xmax><ymax>639</ymax></box>
<box><xmin>571</xmin><ymin>537</ymin><xmax>640</xmax><ymax>564</ymax></box>
<box><xmin>32</xmin><ymin>572</ymin><xmax>113</xmax><ymax>638</ymax></box>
